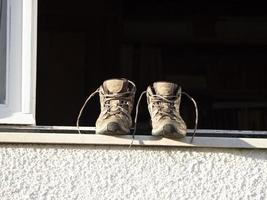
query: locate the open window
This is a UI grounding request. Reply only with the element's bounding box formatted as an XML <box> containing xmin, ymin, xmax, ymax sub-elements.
<box><xmin>36</xmin><ymin>1</ymin><xmax>267</xmax><ymax>134</ymax></box>
<box><xmin>0</xmin><ymin>0</ymin><xmax>37</xmax><ymax>124</ymax></box>
<box><xmin>1</xmin><ymin>1</ymin><xmax>266</xmax><ymax>144</ymax></box>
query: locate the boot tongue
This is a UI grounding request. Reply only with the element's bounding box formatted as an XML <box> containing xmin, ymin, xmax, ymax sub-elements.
<box><xmin>153</xmin><ymin>82</ymin><xmax>178</xmax><ymax>96</ymax></box>
<box><xmin>103</xmin><ymin>79</ymin><xmax>128</xmax><ymax>93</ymax></box>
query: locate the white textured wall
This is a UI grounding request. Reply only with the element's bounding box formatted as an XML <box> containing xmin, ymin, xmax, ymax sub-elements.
<box><xmin>0</xmin><ymin>145</ymin><xmax>267</xmax><ymax>200</ymax></box>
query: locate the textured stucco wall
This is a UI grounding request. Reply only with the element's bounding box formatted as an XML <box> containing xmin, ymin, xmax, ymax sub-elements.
<box><xmin>0</xmin><ymin>145</ymin><xmax>267</xmax><ymax>200</ymax></box>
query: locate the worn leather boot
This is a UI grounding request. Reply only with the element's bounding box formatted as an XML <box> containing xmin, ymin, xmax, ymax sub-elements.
<box><xmin>96</xmin><ymin>79</ymin><xmax>136</xmax><ymax>135</ymax></box>
<box><xmin>146</xmin><ymin>82</ymin><xmax>187</xmax><ymax>138</ymax></box>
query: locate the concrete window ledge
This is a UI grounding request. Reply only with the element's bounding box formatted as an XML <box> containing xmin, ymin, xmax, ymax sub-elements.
<box><xmin>0</xmin><ymin>126</ymin><xmax>267</xmax><ymax>149</ymax></box>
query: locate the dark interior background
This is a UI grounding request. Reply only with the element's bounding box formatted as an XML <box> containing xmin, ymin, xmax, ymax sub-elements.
<box><xmin>36</xmin><ymin>1</ymin><xmax>267</xmax><ymax>131</ymax></box>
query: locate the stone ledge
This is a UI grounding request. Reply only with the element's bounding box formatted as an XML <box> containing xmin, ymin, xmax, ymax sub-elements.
<box><xmin>0</xmin><ymin>132</ymin><xmax>267</xmax><ymax>149</ymax></box>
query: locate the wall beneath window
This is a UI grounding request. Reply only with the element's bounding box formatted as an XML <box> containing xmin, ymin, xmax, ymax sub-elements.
<box><xmin>0</xmin><ymin>145</ymin><xmax>266</xmax><ymax>200</ymax></box>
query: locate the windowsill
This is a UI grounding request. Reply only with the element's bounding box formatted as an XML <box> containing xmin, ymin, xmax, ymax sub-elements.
<box><xmin>0</xmin><ymin>126</ymin><xmax>266</xmax><ymax>149</ymax></box>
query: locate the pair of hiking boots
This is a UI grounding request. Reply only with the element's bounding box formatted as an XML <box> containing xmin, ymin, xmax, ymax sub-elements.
<box><xmin>77</xmin><ymin>78</ymin><xmax>197</xmax><ymax>140</ymax></box>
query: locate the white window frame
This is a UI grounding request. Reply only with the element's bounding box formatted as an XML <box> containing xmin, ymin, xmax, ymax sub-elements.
<box><xmin>0</xmin><ymin>0</ymin><xmax>37</xmax><ymax>124</ymax></box>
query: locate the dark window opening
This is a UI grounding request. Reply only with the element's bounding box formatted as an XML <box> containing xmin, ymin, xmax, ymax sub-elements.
<box><xmin>36</xmin><ymin>1</ymin><xmax>267</xmax><ymax>132</ymax></box>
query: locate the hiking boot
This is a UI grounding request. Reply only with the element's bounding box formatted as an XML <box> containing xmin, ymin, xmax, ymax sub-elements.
<box><xmin>146</xmin><ymin>81</ymin><xmax>187</xmax><ymax>138</ymax></box>
<box><xmin>95</xmin><ymin>78</ymin><xmax>136</xmax><ymax>135</ymax></box>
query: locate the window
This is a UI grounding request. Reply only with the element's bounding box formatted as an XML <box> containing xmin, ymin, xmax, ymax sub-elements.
<box><xmin>0</xmin><ymin>0</ymin><xmax>37</xmax><ymax>124</ymax></box>
<box><xmin>1</xmin><ymin>1</ymin><xmax>266</xmax><ymax>137</ymax></box>
<box><xmin>0</xmin><ymin>1</ymin><xmax>266</xmax><ymax>148</ymax></box>
<box><xmin>36</xmin><ymin>1</ymin><xmax>267</xmax><ymax>134</ymax></box>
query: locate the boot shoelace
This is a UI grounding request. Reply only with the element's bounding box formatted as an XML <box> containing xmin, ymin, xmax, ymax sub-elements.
<box><xmin>149</xmin><ymin>94</ymin><xmax>179</xmax><ymax>121</ymax></box>
<box><xmin>76</xmin><ymin>88</ymin><xmax>100</xmax><ymax>134</ymax></box>
<box><xmin>130</xmin><ymin>91</ymin><xmax>198</xmax><ymax>147</ymax></box>
<box><xmin>76</xmin><ymin>88</ymin><xmax>133</xmax><ymax>134</ymax></box>
<box><xmin>101</xmin><ymin>92</ymin><xmax>133</xmax><ymax>121</ymax></box>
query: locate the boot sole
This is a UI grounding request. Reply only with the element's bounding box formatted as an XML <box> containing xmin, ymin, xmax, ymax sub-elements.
<box><xmin>96</xmin><ymin>122</ymin><xmax>129</xmax><ymax>135</ymax></box>
<box><xmin>152</xmin><ymin>124</ymin><xmax>186</xmax><ymax>138</ymax></box>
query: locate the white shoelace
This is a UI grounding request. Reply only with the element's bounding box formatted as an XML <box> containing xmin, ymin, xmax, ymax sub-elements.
<box><xmin>76</xmin><ymin>88</ymin><xmax>100</xmax><ymax>134</ymax></box>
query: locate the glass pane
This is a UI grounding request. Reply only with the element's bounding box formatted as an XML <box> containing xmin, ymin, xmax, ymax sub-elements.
<box><xmin>0</xmin><ymin>0</ymin><xmax>7</xmax><ymax>104</ymax></box>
